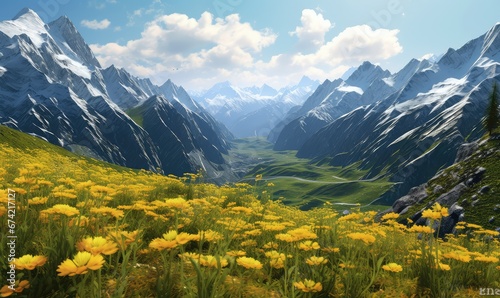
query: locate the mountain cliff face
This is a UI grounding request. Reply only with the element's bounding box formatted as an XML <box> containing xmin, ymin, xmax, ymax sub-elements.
<box><xmin>294</xmin><ymin>23</ymin><xmax>500</xmax><ymax>204</ymax></box>
<box><xmin>0</xmin><ymin>9</ymin><xmax>232</xmax><ymax>180</ymax></box>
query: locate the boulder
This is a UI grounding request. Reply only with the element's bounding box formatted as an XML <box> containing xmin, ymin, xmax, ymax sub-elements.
<box><xmin>454</xmin><ymin>142</ymin><xmax>479</xmax><ymax>163</ymax></box>
<box><xmin>392</xmin><ymin>184</ymin><xmax>428</xmax><ymax>213</ymax></box>
<box><xmin>435</xmin><ymin>183</ymin><xmax>467</xmax><ymax>206</ymax></box>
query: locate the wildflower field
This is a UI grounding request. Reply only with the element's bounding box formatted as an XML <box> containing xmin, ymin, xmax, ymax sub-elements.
<box><xmin>0</xmin><ymin>126</ymin><xmax>499</xmax><ymax>297</ymax></box>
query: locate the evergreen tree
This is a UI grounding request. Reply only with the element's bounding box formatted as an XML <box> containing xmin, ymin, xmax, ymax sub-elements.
<box><xmin>484</xmin><ymin>82</ymin><xmax>499</xmax><ymax>135</ymax></box>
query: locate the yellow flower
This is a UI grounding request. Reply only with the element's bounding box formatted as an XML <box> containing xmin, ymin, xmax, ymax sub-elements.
<box><xmin>236</xmin><ymin>257</ymin><xmax>263</xmax><ymax>269</ymax></box>
<box><xmin>226</xmin><ymin>250</ymin><xmax>246</xmax><ymax>257</ymax></box>
<box><xmin>11</xmin><ymin>255</ymin><xmax>47</xmax><ymax>270</ymax></box>
<box><xmin>293</xmin><ymin>279</ymin><xmax>322</xmax><ymax>293</ymax></box>
<box><xmin>90</xmin><ymin>207</ymin><xmax>124</xmax><ymax>219</ymax></box>
<box><xmin>475</xmin><ymin>256</ymin><xmax>499</xmax><ymax>263</ymax></box>
<box><xmin>443</xmin><ymin>251</ymin><xmax>471</xmax><ymax>263</ymax></box>
<box><xmin>381</xmin><ymin>212</ymin><xmax>399</xmax><ymax>221</ymax></box>
<box><xmin>299</xmin><ymin>240</ymin><xmax>320</xmax><ymax>251</ymax></box>
<box><xmin>107</xmin><ymin>230</ymin><xmax>140</xmax><ymax>250</ymax></box>
<box><xmin>275</xmin><ymin>233</ymin><xmax>295</xmax><ymax>242</ymax></box>
<box><xmin>422</xmin><ymin>203</ymin><xmax>448</xmax><ymax>220</ymax></box>
<box><xmin>322</xmin><ymin>247</ymin><xmax>340</xmax><ymax>253</ymax></box>
<box><xmin>382</xmin><ymin>263</ymin><xmax>403</xmax><ymax>273</ymax></box>
<box><xmin>0</xmin><ymin>280</ymin><xmax>29</xmax><ymax>297</ymax></box>
<box><xmin>240</xmin><ymin>239</ymin><xmax>257</xmax><ymax>247</ymax></box>
<box><xmin>436</xmin><ymin>263</ymin><xmax>451</xmax><ymax>271</ymax></box>
<box><xmin>175</xmin><ymin>232</ymin><xmax>198</xmax><ymax>245</ymax></box>
<box><xmin>57</xmin><ymin>252</ymin><xmax>104</xmax><ymax>276</ymax></box>
<box><xmin>28</xmin><ymin>197</ymin><xmax>48</xmax><ymax>205</ymax></box>
<box><xmin>262</xmin><ymin>242</ymin><xmax>279</xmax><ymax>249</ymax></box>
<box><xmin>198</xmin><ymin>230</ymin><xmax>223</xmax><ymax>242</ymax></box>
<box><xmin>77</xmin><ymin>237</ymin><xmax>118</xmax><ymax>255</ymax></box>
<box><xmin>199</xmin><ymin>255</ymin><xmax>228</xmax><ymax>268</ymax></box>
<box><xmin>306</xmin><ymin>256</ymin><xmax>328</xmax><ymax>266</ymax></box>
<box><xmin>265</xmin><ymin>251</ymin><xmax>286</xmax><ymax>269</ymax></box>
<box><xmin>164</xmin><ymin>197</ymin><xmax>189</xmax><ymax>209</ymax></box>
<box><xmin>338</xmin><ymin>213</ymin><xmax>361</xmax><ymax>222</ymax></box>
<box><xmin>287</xmin><ymin>227</ymin><xmax>318</xmax><ymax>241</ymax></box>
<box><xmin>466</xmin><ymin>223</ymin><xmax>482</xmax><ymax>229</ymax></box>
<box><xmin>346</xmin><ymin>232</ymin><xmax>376</xmax><ymax>245</ymax></box>
<box><xmin>41</xmin><ymin>204</ymin><xmax>79</xmax><ymax>217</ymax></box>
<box><xmin>339</xmin><ymin>262</ymin><xmax>356</xmax><ymax>269</ymax></box>
<box><xmin>408</xmin><ymin>225</ymin><xmax>433</xmax><ymax>234</ymax></box>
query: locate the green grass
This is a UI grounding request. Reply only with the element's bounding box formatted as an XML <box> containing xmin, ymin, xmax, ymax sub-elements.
<box><xmin>228</xmin><ymin>137</ymin><xmax>394</xmax><ymax>212</ymax></box>
<box><xmin>126</xmin><ymin>105</ymin><xmax>146</xmax><ymax>127</ymax></box>
<box><xmin>0</xmin><ymin>125</ymin><xmax>138</xmax><ymax>174</ymax></box>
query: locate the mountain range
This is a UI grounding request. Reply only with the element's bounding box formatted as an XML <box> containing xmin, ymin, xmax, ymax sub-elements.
<box><xmin>0</xmin><ymin>8</ymin><xmax>233</xmax><ymax>182</ymax></box>
<box><xmin>192</xmin><ymin>76</ymin><xmax>319</xmax><ymax>138</ymax></box>
<box><xmin>273</xmin><ymin>22</ymin><xmax>500</xmax><ymax>203</ymax></box>
<box><xmin>0</xmin><ymin>8</ymin><xmax>498</xmax><ymax>207</ymax></box>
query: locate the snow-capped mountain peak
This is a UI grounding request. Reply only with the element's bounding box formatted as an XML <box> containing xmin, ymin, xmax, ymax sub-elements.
<box><xmin>0</xmin><ymin>8</ymin><xmax>48</xmax><ymax>47</ymax></box>
<box><xmin>48</xmin><ymin>15</ymin><xmax>101</xmax><ymax>69</ymax></box>
<box><xmin>346</xmin><ymin>61</ymin><xmax>391</xmax><ymax>89</ymax></box>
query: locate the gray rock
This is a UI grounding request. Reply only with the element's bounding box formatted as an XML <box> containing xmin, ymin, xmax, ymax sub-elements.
<box><xmin>461</xmin><ymin>198</ymin><xmax>469</xmax><ymax>206</ymax></box>
<box><xmin>455</xmin><ymin>142</ymin><xmax>479</xmax><ymax>162</ymax></box>
<box><xmin>433</xmin><ymin>185</ymin><xmax>444</xmax><ymax>194</ymax></box>
<box><xmin>489</xmin><ymin>216</ymin><xmax>495</xmax><ymax>224</ymax></box>
<box><xmin>479</xmin><ymin>185</ymin><xmax>491</xmax><ymax>194</ymax></box>
<box><xmin>471</xmin><ymin>194</ymin><xmax>478</xmax><ymax>200</ymax></box>
<box><xmin>436</xmin><ymin>183</ymin><xmax>467</xmax><ymax>206</ymax></box>
<box><xmin>392</xmin><ymin>184</ymin><xmax>428</xmax><ymax>213</ymax></box>
<box><xmin>439</xmin><ymin>203</ymin><xmax>465</xmax><ymax>236</ymax></box>
<box><xmin>494</xmin><ymin>204</ymin><xmax>500</xmax><ymax>212</ymax></box>
<box><xmin>471</xmin><ymin>199</ymin><xmax>480</xmax><ymax>207</ymax></box>
<box><xmin>342</xmin><ymin>210</ymin><xmax>350</xmax><ymax>216</ymax></box>
<box><xmin>465</xmin><ymin>167</ymin><xmax>486</xmax><ymax>187</ymax></box>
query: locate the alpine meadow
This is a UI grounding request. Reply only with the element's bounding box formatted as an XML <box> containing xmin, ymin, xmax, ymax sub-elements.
<box><xmin>0</xmin><ymin>2</ymin><xmax>500</xmax><ymax>297</ymax></box>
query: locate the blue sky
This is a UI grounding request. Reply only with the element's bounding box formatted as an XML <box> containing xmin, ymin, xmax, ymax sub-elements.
<box><xmin>1</xmin><ymin>0</ymin><xmax>498</xmax><ymax>90</ymax></box>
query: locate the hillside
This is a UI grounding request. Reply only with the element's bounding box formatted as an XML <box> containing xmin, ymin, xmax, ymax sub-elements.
<box><xmin>390</xmin><ymin>132</ymin><xmax>500</xmax><ymax>231</ymax></box>
<box><xmin>1</xmin><ymin>125</ymin><xmax>499</xmax><ymax>297</ymax></box>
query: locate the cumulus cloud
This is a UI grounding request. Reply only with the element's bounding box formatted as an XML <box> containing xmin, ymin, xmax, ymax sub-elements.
<box><xmin>290</xmin><ymin>9</ymin><xmax>332</xmax><ymax>51</ymax></box>
<box><xmin>91</xmin><ymin>12</ymin><xmax>277</xmax><ymax>87</ymax></box>
<box><xmin>91</xmin><ymin>10</ymin><xmax>402</xmax><ymax>90</ymax></box>
<box><xmin>81</xmin><ymin>19</ymin><xmax>111</xmax><ymax>30</ymax></box>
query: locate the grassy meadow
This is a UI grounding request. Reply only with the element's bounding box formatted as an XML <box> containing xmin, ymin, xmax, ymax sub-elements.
<box><xmin>230</xmin><ymin>138</ymin><xmax>393</xmax><ymax>211</ymax></box>
<box><xmin>1</xmin><ymin>126</ymin><xmax>499</xmax><ymax>297</ymax></box>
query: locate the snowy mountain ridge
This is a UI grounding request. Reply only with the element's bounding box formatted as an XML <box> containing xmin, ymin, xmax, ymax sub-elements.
<box><xmin>0</xmin><ymin>8</ymin><xmax>233</xmax><ymax>182</ymax></box>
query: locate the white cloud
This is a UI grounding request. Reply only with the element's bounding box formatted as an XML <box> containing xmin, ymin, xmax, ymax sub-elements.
<box><xmin>81</xmin><ymin>19</ymin><xmax>111</xmax><ymax>30</ymax></box>
<box><xmin>91</xmin><ymin>11</ymin><xmax>402</xmax><ymax>90</ymax></box>
<box><xmin>300</xmin><ymin>25</ymin><xmax>403</xmax><ymax>66</ymax></box>
<box><xmin>91</xmin><ymin>12</ymin><xmax>277</xmax><ymax>87</ymax></box>
<box><xmin>290</xmin><ymin>9</ymin><xmax>332</xmax><ymax>51</ymax></box>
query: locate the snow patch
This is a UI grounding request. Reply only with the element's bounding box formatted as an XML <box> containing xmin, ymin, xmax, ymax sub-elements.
<box><xmin>337</xmin><ymin>85</ymin><xmax>363</xmax><ymax>94</ymax></box>
<box><xmin>54</xmin><ymin>54</ymin><xmax>91</xmax><ymax>79</ymax></box>
<box><xmin>0</xmin><ymin>66</ymin><xmax>6</xmax><ymax>77</ymax></box>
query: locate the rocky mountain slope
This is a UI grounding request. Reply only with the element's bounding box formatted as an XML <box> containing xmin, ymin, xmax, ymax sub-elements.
<box><xmin>0</xmin><ymin>9</ymin><xmax>232</xmax><ymax>180</ymax></box>
<box><xmin>388</xmin><ymin>133</ymin><xmax>500</xmax><ymax>234</ymax></box>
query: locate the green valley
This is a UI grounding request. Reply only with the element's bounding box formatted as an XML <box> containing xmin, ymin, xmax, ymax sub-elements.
<box><xmin>227</xmin><ymin>137</ymin><xmax>394</xmax><ymax>211</ymax></box>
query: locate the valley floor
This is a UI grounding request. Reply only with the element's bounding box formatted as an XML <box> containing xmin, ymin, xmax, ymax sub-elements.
<box><xmin>226</xmin><ymin>137</ymin><xmax>394</xmax><ymax>211</ymax></box>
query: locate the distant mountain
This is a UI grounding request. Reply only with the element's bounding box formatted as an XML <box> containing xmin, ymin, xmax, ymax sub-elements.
<box><xmin>0</xmin><ymin>9</ymin><xmax>233</xmax><ymax>181</ymax></box>
<box><xmin>295</xmin><ymin>22</ymin><xmax>500</xmax><ymax>203</ymax></box>
<box><xmin>192</xmin><ymin>77</ymin><xmax>319</xmax><ymax>138</ymax></box>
